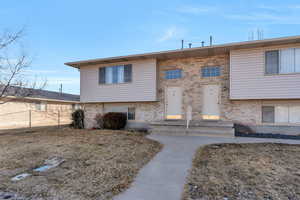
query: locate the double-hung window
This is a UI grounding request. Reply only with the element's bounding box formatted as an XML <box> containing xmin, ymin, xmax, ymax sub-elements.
<box><xmin>265</xmin><ymin>48</ymin><xmax>300</xmax><ymax>75</ymax></box>
<box><xmin>99</xmin><ymin>64</ymin><xmax>132</xmax><ymax>84</ymax></box>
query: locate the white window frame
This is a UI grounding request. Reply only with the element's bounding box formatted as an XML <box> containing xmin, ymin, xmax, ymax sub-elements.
<box><xmin>265</xmin><ymin>48</ymin><xmax>300</xmax><ymax>75</ymax></box>
<box><xmin>262</xmin><ymin>104</ymin><xmax>300</xmax><ymax>124</ymax></box>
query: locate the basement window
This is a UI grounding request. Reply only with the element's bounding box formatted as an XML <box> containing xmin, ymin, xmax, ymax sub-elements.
<box><xmin>127</xmin><ymin>107</ymin><xmax>136</xmax><ymax>120</ymax></box>
<box><xmin>104</xmin><ymin>105</ymin><xmax>135</xmax><ymax>120</ymax></box>
<box><xmin>262</xmin><ymin>105</ymin><xmax>300</xmax><ymax>123</ymax></box>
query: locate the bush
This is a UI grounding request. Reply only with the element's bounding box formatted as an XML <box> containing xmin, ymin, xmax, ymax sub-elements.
<box><xmin>103</xmin><ymin>112</ymin><xmax>127</xmax><ymax>130</ymax></box>
<box><xmin>94</xmin><ymin>113</ymin><xmax>104</xmax><ymax>129</ymax></box>
<box><xmin>234</xmin><ymin>123</ymin><xmax>254</xmax><ymax>134</ymax></box>
<box><xmin>71</xmin><ymin>109</ymin><xmax>84</xmax><ymax>129</ymax></box>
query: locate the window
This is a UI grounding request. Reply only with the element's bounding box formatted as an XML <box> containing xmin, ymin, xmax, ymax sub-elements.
<box><xmin>262</xmin><ymin>106</ymin><xmax>275</xmax><ymax>123</ymax></box>
<box><xmin>265</xmin><ymin>50</ymin><xmax>279</xmax><ymax>74</ymax></box>
<box><xmin>99</xmin><ymin>64</ymin><xmax>132</xmax><ymax>84</ymax></box>
<box><xmin>128</xmin><ymin>107</ymin><xmax>135</xmax><ymax>120</ymax></box>
<box><xmin>262</xmin><ymin>105</ymin><xmax>300</xmax><ymax>123</ymax></box>
<box><xmin>201</xmin><ymin>66</ymin><xmax>221</xmax><ymax>77</ymax></box>
<box><xmin>35</xmin><ymin>102</ymin><xmax>47</xmax><ymax>111</ymax></box>
<box><xmin>104</xmin><ymin>105</ymin><xmax>136</xmax><ymax>120</ymax></box>
<box><xmin>165</xmin><ymin>69</ymin><xmax>182</xmax><ymax>79</ymax></box>
<box><xmin>265</xmin><ymin>48</ymin><xmax>300</xmax><ymax>75</ymax></box>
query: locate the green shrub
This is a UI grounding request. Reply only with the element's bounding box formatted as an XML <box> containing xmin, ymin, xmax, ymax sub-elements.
<box><xmin>103</xmin><ymin>112</ymin><xmax>127</xmax><ymax>130</ymax></box>
<box><xmin>71</xmin><ymin>109</ymin><xmax>85</xmax><ymax>129</ymax></box>
<box><xmin>94</xmin><ymin>113</ymin><xmax>104</xmax><ymax>129</ymax></box>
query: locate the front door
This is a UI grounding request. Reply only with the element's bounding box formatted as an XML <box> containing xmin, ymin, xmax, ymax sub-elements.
<box><xmin>202</xmin><ymin>85</ymin><xmax>220</xmax><ymax>120</ymax></box>
<box><xmin>166</xmin><ymin>87</ymin><xmax>182</xmax><ymax>119</ymax></box>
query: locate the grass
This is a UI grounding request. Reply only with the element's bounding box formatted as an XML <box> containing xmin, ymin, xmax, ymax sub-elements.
<box><xmin>183</xmin><ymin>143</ymin><xmax>300</xmax><ymax>200</ymax></box>
<box><xmin>0</xmin><ymin>128</ymin><xmax>162</xmax><ymax>200</ymax></box>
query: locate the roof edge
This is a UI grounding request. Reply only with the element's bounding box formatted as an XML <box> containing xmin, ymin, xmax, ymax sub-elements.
<box><xmin>65</xmin><ymin>35</ymin><xmax>300</xmax><ymax>68</ymax></box>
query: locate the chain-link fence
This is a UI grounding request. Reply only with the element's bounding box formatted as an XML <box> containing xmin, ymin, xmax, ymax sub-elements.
<box><xmin>0</xmin><ymin>110</ymin><xmax>72</xmax><ymax>130</ymax></box>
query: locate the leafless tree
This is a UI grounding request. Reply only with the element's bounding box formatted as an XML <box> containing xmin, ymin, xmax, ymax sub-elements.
<box><xmin>0</xmin><ymin>28</ymin><xmax>46</xmax><ymax>104</ymax></box>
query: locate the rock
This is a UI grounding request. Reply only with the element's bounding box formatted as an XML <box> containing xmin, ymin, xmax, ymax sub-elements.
<box><xmin>11</xmin><ymin>173</ymin><xmax>31</xmax><ymax>181</ymax></box>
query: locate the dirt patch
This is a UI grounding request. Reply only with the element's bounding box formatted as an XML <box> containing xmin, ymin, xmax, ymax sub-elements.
<box><xmin>0</xmin><ymin>128</ymin><xmax>162</xmax><ymax>200</ymax></box>
<box><xmin>183</xmin><ymin>143</ymin><xmax>300</xmax><ymax>200</ymax></box>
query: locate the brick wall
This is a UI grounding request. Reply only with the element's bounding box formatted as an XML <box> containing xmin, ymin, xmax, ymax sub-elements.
<box><xmin>83</xmin><ymin>54</ymin><xmax>300</xmax><ymax>129</ymax></box>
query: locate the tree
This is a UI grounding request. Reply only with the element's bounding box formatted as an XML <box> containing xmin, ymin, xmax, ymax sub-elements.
<box><xmin>0</xmin><ymin>28</ymin><xmax>46</xmax><ymax>103</ymax></box>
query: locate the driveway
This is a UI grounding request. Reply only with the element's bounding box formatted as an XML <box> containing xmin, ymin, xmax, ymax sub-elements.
<box><xmin>114</xmin><ymin>135</ymin><xmax>300</xmax><ymax>200</ymax></box>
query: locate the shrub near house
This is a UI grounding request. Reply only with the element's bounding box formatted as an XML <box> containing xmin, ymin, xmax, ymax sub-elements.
<box><xmin>71</xmin><ymin>109</ymin><xmax>85</xmax><ymax>129</ymax></box>
<box><xmin>103</xmin><ymin>112</ymin><xmax>127</xmax><ymax>130</ymax></box>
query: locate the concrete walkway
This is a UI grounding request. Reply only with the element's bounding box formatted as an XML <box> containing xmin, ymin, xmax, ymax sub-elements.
<box><xmin>114</xmin><ymin>135</ymin><xmax>300</xmax><ymax>200</ymax></box>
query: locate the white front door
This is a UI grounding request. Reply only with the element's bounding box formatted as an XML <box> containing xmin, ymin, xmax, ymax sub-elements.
<box><xmin>166</xmin><ymin>87</ymin><xmax>182</xmax><ymax>119</ymax></box>
<box><xmin>202</xmin><ymin>85</ymin><xmax>220</xmax><ymax>120</ymax></box>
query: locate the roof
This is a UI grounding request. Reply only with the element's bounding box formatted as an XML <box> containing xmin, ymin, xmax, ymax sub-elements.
<box><xmin>1</xmin><ymin>85</ymin><xmax>80</xmax><ymax>102</ymax></box>
<box><xmin>65</xmin><ymin>35</ymin><xmax>300</xmax><ymax>68</ymax></box>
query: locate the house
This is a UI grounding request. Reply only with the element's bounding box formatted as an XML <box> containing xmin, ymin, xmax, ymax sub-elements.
<box><xmin>65</xmin><ymin>35</ymin><xmax>300</xmax><ymax>135</ymax></box>
<box><xmin>0</xmin><ymin>86</ymin><xmax>80</xmax><ymax>129</ymax></box>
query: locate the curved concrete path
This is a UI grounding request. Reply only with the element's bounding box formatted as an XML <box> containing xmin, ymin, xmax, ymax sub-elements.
<box><xmin>114</xmin><ymin>135</ymin><xmax>300</xmax><ymax>200</ymax></box>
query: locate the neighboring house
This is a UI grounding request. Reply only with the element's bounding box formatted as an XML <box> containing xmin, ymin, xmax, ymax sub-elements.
<box><xmin>0</xmin><ymin>86</ymin><xmax>80</xmax><ymax>129</ymax></box>
<box><xmin>65</xmin><ymin>35</ymin><xmax>300</xmax><ymax>135</ymax></box>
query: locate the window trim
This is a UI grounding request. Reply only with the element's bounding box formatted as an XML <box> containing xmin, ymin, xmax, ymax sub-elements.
<box><xmin>264</xmin><ymin>48</ymin><xmax>300</xmax><ymax>76</ymax></box>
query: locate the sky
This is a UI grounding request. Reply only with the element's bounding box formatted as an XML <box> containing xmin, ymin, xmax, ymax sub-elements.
<box><xmin>1</xmin><ymin>0</ymin><xmax>300</xmax><ymax>94</ymax></box>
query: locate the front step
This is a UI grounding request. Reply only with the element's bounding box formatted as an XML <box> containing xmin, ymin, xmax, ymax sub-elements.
<box><xmin>149</xmin><ymin>120</ymin><xmax>235</xmax><ymax>137</ymax></box>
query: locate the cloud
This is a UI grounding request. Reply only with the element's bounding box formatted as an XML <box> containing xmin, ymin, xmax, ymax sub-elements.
<box><xmin>157</xmin><ymin>26</ymin><xmax>184</xmax><ymax>42</ymax></box>
<box><xmin>225</xmin><ymin>13</ymin><xmax>300</xmax><ymax>25</ymax></box>
<box><xmin>176</xmin><ymin>5</ymin><xmax>217</xmax><ymax>15</ymax></box>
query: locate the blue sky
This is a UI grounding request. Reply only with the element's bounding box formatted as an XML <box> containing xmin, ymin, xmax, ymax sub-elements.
<box><xmin>2</xmin><ymin>0</ymin><xmax>300</xmax><ymax>94</ymax></box>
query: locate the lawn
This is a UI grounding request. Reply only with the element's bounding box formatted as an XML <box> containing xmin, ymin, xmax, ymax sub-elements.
<box><xmin>183</xmin><ymin>143</ymin><xmax>300</xmax><ymax>200</ymax></box>
<box><xmin>0</xmin><ymin>128</ymin><xmax>162</xmax><ymax>200</ymax></box>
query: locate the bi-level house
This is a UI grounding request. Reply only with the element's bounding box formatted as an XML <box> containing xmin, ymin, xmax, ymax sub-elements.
<box><xmin>65</xmin><ymin>35</ymin><xmax>300</xmax><ymax>136</ymax></box>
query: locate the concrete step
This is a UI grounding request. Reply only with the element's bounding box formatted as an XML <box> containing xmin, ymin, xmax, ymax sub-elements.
<box><xmin>149</xmin><ymin>120</ymin><xmax>235</xmax><ymax>137</ymax></box>
<box><xmin>150</xmin><ymin>120</ymin><xmax>234</xmax><ymax>128</ymax></box>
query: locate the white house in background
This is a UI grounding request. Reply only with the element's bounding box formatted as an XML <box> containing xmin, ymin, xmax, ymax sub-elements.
<box><xmin>0</xmin><ymin>86</ymin><xmax>80</xmax><ymax>129</ymax></box>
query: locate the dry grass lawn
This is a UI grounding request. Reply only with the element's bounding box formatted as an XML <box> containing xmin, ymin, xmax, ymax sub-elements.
<box><xmin>183</xmin><ymin>143</ymin><xmax>300</xmax><ymax>200</ymax></box>
<box><xmin>0</xmin><ymin>128</ymin><xmax>162</xmax><ymax>200</ymax></box>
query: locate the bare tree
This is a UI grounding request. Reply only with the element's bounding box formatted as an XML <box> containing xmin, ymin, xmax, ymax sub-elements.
<box><xmin>0</xmin><ymin>28</ymin><xmax>46</xmax><ymax>104</ymax></box>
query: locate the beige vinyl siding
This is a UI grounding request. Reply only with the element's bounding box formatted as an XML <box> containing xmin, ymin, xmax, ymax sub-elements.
<box><xmin>230</xmin><ymin>44</ymin><xmax>300</xmax><ymax>99</ymax></box>
<box><xmin>80</xmin><ymin>59</ymin><xmax>157</xmax><ymax>102</ymax></box>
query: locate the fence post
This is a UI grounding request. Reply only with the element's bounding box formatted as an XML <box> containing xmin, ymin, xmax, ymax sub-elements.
<box><xmin>58</xmin><ymin>110</ymin><xmax>60</xmax><ymax>128</ymax></box>
<box><xmin>29</xmin><ymin>110</ymin><xmax>32</xmax><ymax>128</ymax></box>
